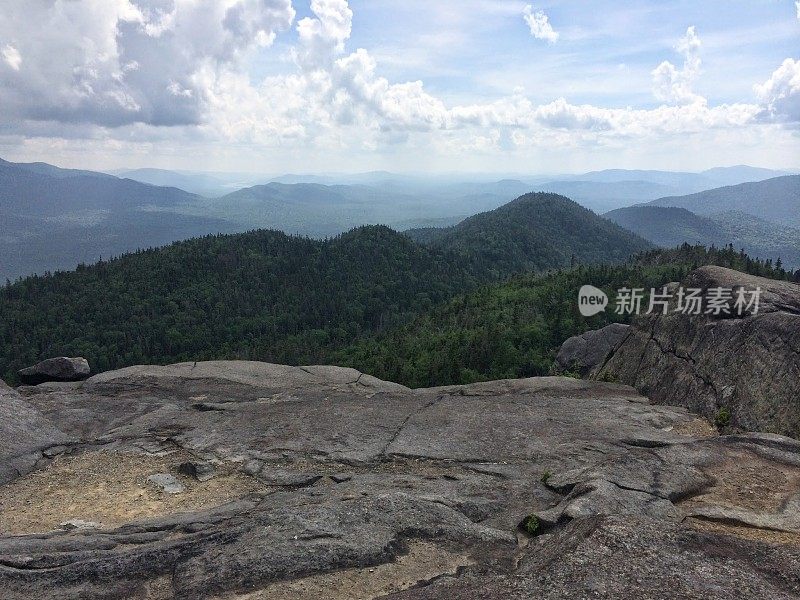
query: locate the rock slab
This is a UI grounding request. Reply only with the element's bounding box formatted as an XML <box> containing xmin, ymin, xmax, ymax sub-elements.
<box><xmin>0</xmin><ymin>361</ymin><xmax>798</xmax><ymax>599</ymax></box>
<box><xmin>596</xmin><ymin>266</ymin><xmax>800</xmax><ymax>438</ymax></box>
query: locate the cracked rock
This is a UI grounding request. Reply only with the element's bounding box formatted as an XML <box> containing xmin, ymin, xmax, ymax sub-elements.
<box><xmin>1</xmin><ymin>359</ymin><xmax>798</xmax><ymax>599</ymax></box>
<box><xmin>596</xmin><ymin>266</ymin><xmax>800</xmax><ymax>438</ymax></box>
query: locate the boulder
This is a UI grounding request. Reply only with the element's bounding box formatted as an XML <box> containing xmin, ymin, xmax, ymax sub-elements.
<box><xmin>18</xmin><ymin>357</ymin><xmax>91</xmax><ymax>385</ymax></box>
<box><xmin>596</xmin><ymin>266</ymin><xmax>800</xmax><ymax>438</ymax></box>
<box><xmin>554</xmin><ymin>323</ymin><xmax>630</xmax><ymax>376</ymax></box>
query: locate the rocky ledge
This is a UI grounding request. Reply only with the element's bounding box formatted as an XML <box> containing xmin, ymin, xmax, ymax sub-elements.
<box><xmin>595</xmin><ymin>266</ymin><xmax>800</xmax><ymax>438</ymax></box>
<box><xmin>1</xmin><ymin>361</ymin><xmax>798</xmax><ymax>599</ymax></box>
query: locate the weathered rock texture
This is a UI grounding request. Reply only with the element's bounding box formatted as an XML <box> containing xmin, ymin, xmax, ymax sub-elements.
<box><xmin>0</xmin><ymin>380</ymin><xmax>72</xmax><ymax>484</ymax></box>
<box><xmin>554</xmin><ymin>323</ymin><xmax>630</xmax><ymax>376</ymax></box>
<box><xmin>0</xmin><ymin>361</ymin><xmax>798</xmax><ymax>599</ymax></box>
<box><xmin>17</xmin><ymin>357</ymin><xmax>91</xmax><ymax>385</ymax></box>
<box><xmin>595</xmin><ymin>266</ymin><xmax>800</xmax><ymax>438</ymax></box>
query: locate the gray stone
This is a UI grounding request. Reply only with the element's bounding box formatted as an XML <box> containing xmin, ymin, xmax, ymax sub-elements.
<box><xmin>0</xmin><ymin>379</ymin><xmax>71</xmax><ymax>484</ymax></box>
<box><xmin>555</xmin><ymin>323</ymin><xmax>631</xmax><ymax>376</ymax></box>
<box><xmin>18</xmin><ymin>357</ymin><xmax>91</xmax><ymax>385</ymax></box>
<box><xmin>59</xmin><ymin>520</ymin><xmax>102</xmax><ymax>531</ymax></box>
<box><xmin>595</xmin><ymin>266</ymin><xmax>800</xmax><ymax>438</ymax></box>
<box><xmin>178</xmin><ymin>461</ymin><xmax>216</xmax><ymax>482</ymax></box>
<box><xmin>256</xmin><ymin>467</ymin><xmax>322</xmax><ymax>488</ymax></box>
<box><xmin>146</xmin><ymin>473</ymin><xmax>184</xmax><ymax>494</ymax></box>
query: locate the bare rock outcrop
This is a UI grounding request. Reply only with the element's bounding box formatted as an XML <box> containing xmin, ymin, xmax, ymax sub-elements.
<box><xmin>554</xmin><ymin>323</ymin><xmax>630</xmax><ymax>376</ymax></box>
<box><xmin>0</xmin><ymin>380</ymin><xmax>71</xmax><ymax>484</ymax></box>
<box><xmin>0</xmin><ymin>361</ymin><xmax>798</xmax><ymax>599</ymax></box>
<box><xmin>595</xmin><ymin>266</ymin><xmax>800</xmax><ymax>438</ymax></box>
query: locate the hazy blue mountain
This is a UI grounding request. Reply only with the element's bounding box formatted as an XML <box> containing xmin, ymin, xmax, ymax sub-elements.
<box><xmin>4</xmin><ymin>156</ymin><xmax>794</xmax><ymax>280</ymax></box>
<box><xmin>194</xmin><ymin>181</ymin><xmax>520</xmax><ymax>237</ymax></box>
<box><xmin>531</xmin><ymin>180</ymin><xmax>677</xmax><ymax>212</ymax></box>
<box><xmin>701</xmin><ymin>165</ymin><xmax>795</xmax><ymax>187</ymax></box>
<box><xmin>709</xmin><ymin>210</ymin><xmax>800</xmax><ymax>268</ymax></box>
<box><xmin>6</xmin><ymin>159</ymin><xmax>115</xmax><ymax>180</ymax></box>
<box><xmin>571</xmin><ymin>166</ymin><xmax>789</xmax><ymax>187</ymax></box>
<box><xmin>0</xmin><ymin>158</ymin><xmax>237</xmax><ymax>280</ymax></box>
<box><xmin>646</xmin><ymin>175</ymin><xmax>800</xmax><ymax>227</ymax></box>
<box><xmin>572</xmin><ymin>169</ymin><xmax>710</xmax><ymax>188</ymax></box>
<box><xmin>0</xmin><ymin>158</ymin><xmax>201</xmax><ymax>217</ymax></box>
<box><xmin>604</xmin><ymin>206</ymin><xmax>723</xmax><ymax>247</ymax></box>
<box><xmin>111</xmin><ymin>168</ymin><xmax>236</xmax><ymax>197</ymax></box>
<box><xmin>605</xmin><ymin>205</ymin><xmax>800</xmax><ymax>268</ymax></box>
<box><xmin>270</xmin><ymin>171</ymin><xmax>398</xmax><ymax>186</ymax></box>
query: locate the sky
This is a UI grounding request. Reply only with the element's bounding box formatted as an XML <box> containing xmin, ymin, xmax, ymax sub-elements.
<box><xmin>0</xmin><ymin>0</ymin><xmax>798</xmax><ymax>174</ymax></box>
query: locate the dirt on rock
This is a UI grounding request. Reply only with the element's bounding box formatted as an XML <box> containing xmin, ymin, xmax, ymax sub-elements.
<box><xmin>0</xmin><ymin>449</ymin><xmax>266</xmax><ymax>535</ymax></box>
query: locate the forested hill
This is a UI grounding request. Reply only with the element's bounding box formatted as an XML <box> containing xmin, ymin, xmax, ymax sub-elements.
<box><xmin>0</xmin><ymin>226</ymin><xmax>482</xmax><ymax>381</ymax></box>
<box><xmin>405</xmin><ymin>192</ymin><xmax>653</xmax><ymax>276</ymax></box>
<box><xmin>0</xmin><ymin>193</ymin><xmax>654</xmax><ymax>383</ymax></box>
<box><xmin>0</xmin><ymin>157</ymin><xmax>198</xmax><ymax>215</ymax></box>
<box><xmin>605</xmin><ymin>205</ymin><xmax>800</xmax><ymax>269</ymax></box>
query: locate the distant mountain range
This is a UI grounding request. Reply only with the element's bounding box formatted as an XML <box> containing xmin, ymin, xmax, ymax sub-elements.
<box><xmin>645</xmin><ymin>175</ymin><xmax>800</xmax><ymax>227</ymax></box>
<box><xmin>110</xmin><ymin>168</ymin><xmax>265</xmax><ymax>197</ymax></box>
<box><xmin>537</xmin><ymin>166</ymin><xmax>795</xmax><ymax>212</ymax></box>
<box><xmin>0</xmin><ymin>158</ymin><xmax>197</xmax><ymax>215</ymax></box>
<box><xmin>115</xmin><ymin>165</ymin><xmax>794</xmax><ymax>214</ymax></box>
<box><xmin>1</xmin><ymin>156</ymin><xmax>796</xmax><ymax>280</ymax></box>
<box><xmin>605</xmin><ymin>175</ymin><xmax>800</xmax><ymax>268</ymax></box>
<box><xmin>0</xmin><ymin>158</ymin><xmax>238</xmax><ymax>281</ymax></box>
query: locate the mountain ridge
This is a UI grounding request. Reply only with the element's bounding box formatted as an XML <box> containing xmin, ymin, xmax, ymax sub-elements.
<box><xmin>406</xmin><ymin>192</ymin><xmax>653</xmax><ymax>275</ymax></box>
<box><xmin>645</xmin><ymin>174</ymin><xmax>800</xmax><ymax>227</ymax></box>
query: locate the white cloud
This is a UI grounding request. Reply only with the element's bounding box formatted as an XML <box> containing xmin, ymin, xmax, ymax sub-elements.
<box><xmin>0</xmin><ymin>0</ymin><xmax>295</xmax><ymax>127</ymax></box>
<box><xmin>0</xmin><ymin>0</ymin><xmax>795</xmax><ymax>170</ymax></box>
<box><xmin>1</xmin><ymin>44</ymin><xmax>21</xmax><ymax>71</ymax></box>
<box><xmin>796</xmin><ymin>1</ymin><xmax>800</xmax><ymax>20</ymax></box>
<box><xmin>652</xmin><ymin>26</ymin><xmax>702</xmax><ymax>104</ymax></box>
<box><xmin>295</xmin><ymin>0</ymin><xmax>353</xmax><ymax>68</ymax></box>
<box><xmin>522</xmin><ymin>5</ymin><xmax>559</xmax><ymax>43</ymax></box>
<box><xmin>755</xmin><ymin>58</ymin><xmax>800</xmax><ymax>123</ymax></box>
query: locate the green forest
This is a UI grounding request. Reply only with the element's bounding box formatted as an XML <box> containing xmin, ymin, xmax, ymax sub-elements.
<box><xmin>333</xmin><ymin>244</ymin><xmax>797</xmax><ymax>388</ymax></box>
<box><xmin>1</xmin><ymin>202</ymin><xmax>797</xmax><ymax>387</ymax></box>
<box><xmin>0</xmin><ymin>226</ymin><xmax>483</xmax><ymax>381</ymax></box>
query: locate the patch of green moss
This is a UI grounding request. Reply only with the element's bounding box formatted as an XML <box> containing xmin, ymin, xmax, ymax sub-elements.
<box><xmin>714</xmin><ymin>407</ymin><xmax>732</xmax><ymax>428</ymax></box>
<box><xmin>521</xmin><ymin>514</ymin><xmax>540</xmax><ymax>535</ymax></box>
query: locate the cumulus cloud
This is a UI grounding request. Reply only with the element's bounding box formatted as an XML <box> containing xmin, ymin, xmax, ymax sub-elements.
<box><xmin>755</xmin><ymin>58</ymin><xmax>800</xmax><ymax>123</ymax></box>
<box><xmin>295</xmin><ymin>0</ymin><xmax>353</xmax><ymax>69</ymax></box>
<box><xmin>1</xmin><ymin>45</ymin><xmax>21</xmax><ymax>71</ymax></box>
<box><xmin>796</xmin><ymin>1</ymin><xmax>800</xmax><ymax>20</ymax></box>
<box><xmin>0</xmin><ymin>0</ymin><xmax>794</xmax><ymax>165</ymax></box>
<box><xmin>652</xmin><ymin>26</ymin><xmax>702</xmax><ymax>104</ymax></box>
<box><xmin>522</xmin><ymin>5</ymin><xmax>559</xmax><ymax>43</ymax></box>
<box><xmin>0</xmin><ymin>0</ymin><xmax>295</xmax><ymax>128</ymax></box>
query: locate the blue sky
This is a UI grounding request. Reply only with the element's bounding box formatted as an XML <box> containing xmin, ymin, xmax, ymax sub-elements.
<box><xmin>0</xmin><ymin>0</ymin><xmax>798</xmax><ymax>173</ymax></box>
<box><xmin>338</xmin><ymin>1</ymin><xmax>799</xmax><ymax>108</ymax></box>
